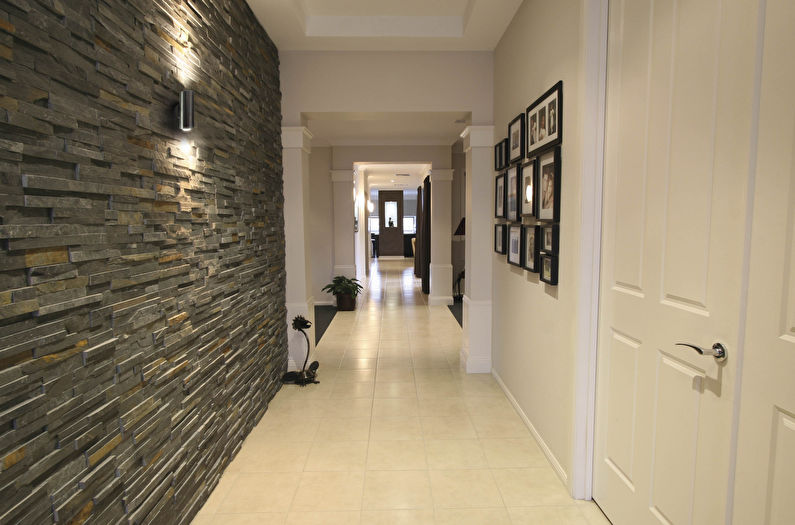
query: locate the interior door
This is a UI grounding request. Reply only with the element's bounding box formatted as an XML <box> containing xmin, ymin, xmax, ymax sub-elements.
<box><xmin>594</xmin><ymin>0</ymin><xmax>759</xmax><ymax>523</ymax></box>
<box><xmin>732</xmin><ymin>1</ymin><xmax>795</xmax><ymax>522</ymax></box>
<box><xmin>378</xmin><ymin>190</ymin><xmax>404</xmax><ymax>256</ymax></box>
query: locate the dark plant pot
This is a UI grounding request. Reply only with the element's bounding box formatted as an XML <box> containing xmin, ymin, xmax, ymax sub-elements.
<box><xmin>336</xmin><ymin>293</ymin><xmax>356</xmax><ymax>311</ymax></box>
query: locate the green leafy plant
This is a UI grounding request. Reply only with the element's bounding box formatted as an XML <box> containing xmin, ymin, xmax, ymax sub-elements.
<box><xmin>322</xmin><ymin>276</ymin><xmax>363</xmax><ymax>297</ymax></box>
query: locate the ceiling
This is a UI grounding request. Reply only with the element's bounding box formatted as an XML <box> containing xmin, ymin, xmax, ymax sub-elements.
<box><xmin>305</xmin><ymin>112</ymin><xmax>470</xmax><ymax>147</ymax></box>
<box><xmin>246</xmin><ymin>0</ymin><xmax>522</xmax><ymax>51</ymax></box>
<box><xmin>356</xmin><ymin>163</ymin><xmax>430</xmax><ymax>194</ymax></box>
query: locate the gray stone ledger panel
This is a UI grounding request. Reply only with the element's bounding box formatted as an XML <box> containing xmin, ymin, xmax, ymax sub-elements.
<box><xmin>0</xmin><ymin>0</ymin><xmax>286</xmax><ymax>523</ymax></box>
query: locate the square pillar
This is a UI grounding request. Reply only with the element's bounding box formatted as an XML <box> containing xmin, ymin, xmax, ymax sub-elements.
<box><xmin>282</xmin><ymin>126</ymin><xmax>315</xmax><ymax>368</ymax></box>
<box><xmin>461</xmin><ymin>126</ymin><xmax>494</xmax><ymax>373</ymax></box>
<box><xmin>429</xmin><ymin>169</ymin><xmax>454</xmax><ymax>306</ymax></box>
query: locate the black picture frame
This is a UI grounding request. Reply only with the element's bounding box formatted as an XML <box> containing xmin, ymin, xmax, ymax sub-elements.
<box><xmin>521</xmin><ymin>224</ymin><xmax>539</xmax><ymax>272</ymax></box>
<box><xmin>494</xmin><ymin>224</ymin><xmax>507</xmax><ymax>254</ymax></box>
<box><xmin>521</xmin><ymin>158</ymin><xmax>536</xmax><ymax>217</ymax></box>
<box><xmin>526</xmin><ymin>80</ymin><xmax>563</xmax><ymax>158</ymax></box>
<box><xmin>494</xmin><ymin>139</ymin><xmax>509</xmax><ymax>171</ymax></box>
<box><xmin>508</xmin><ymin>113</ymin><xmax>526</xmax><ymax>164</ymax></box>
<box><xmin>494</xmin><ymin>173</ymin><xmax>506</xmax><ymax>219</ymax></box>
<box><xmin>507</xmin><ymin>224</ymin><xmax>522</xmax><ymax>267</ymax></box>
<box><xmin>506</xmin><ymin>164</ymin><xmax>521</xmax><ymax>222</ymax></box>
<box><xmin>540</xmin><ymin>253</ymin><xmax>559</xmax><ymax>285</ymax></box>
<box><xmin>540</xmin><ymin>224</ymin><xmax>559</xmax><ymax>254</ymax></box>
<box><xmin>536</xmin><ymin>146</ymin><xmax>561</xmax><ymax>222</ymax></box>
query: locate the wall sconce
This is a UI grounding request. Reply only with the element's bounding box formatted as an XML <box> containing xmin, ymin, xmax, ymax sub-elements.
<box><xmin>176</xmin><ymin>90</ymin><xmax>194</xmax><ymax>131</ymax></box>
<box><xmin>367</xmin><ymin>200</ymin><xmax>374</xmax><ymax>213</ymax></box>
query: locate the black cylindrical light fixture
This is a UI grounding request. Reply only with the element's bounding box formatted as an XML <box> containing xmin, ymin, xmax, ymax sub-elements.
<box><xmin>178</xmin><ymin>90</ymin><xmax>194</xmax><ymax>131</ymax></box>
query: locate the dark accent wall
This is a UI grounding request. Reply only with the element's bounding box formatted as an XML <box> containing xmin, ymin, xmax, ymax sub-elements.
<box><xmin>0</xmin><ymin>0</ymin><xmax>285</xmax><ymax>523</ymax></box>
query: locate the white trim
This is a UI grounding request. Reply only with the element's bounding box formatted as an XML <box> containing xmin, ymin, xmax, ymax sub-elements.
<box><xmin>282</xmin><ymin>126</ymin><xmax>313</xmax><ymax>152</ymax></box>
<box><xmin>493</xmin><ymin>368</ymin><xmax>568</xmax><ymax>485</ymax></box>
<box><xmin>460</xmin><ymin>125</ymin><xmax>494</xmax><ymax>151</ymax></box>
<box><xmin>375</xmin><ymin>255</ymin><xmax>407</xmax><ymax>260</ymax></box>
<box><xmin>571</xmin><ymin>0</ymin><xmax>609</xmax><ymax>501</ymax></box>
<box><xmin>313</xmin><ymin>299</ymin><xmax>335</xmax><ymax>306</ymax></box>
<box><xmin>428</xmin><ymin>295</ymin><xmax>454</xmax><ymax>306</ymax></box>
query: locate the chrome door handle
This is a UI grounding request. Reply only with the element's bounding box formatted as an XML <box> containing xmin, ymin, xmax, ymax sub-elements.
<box><xmin>675</xmin><ymin>342</ymin><xmax>727</xmax><ymax>362</ymax></box>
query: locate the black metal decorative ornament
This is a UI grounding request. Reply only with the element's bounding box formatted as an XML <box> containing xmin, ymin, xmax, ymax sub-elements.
<box><xmin>281</xmin><ymin>315</ymin><xmax>319</xmax><ymax>386</ymax></box>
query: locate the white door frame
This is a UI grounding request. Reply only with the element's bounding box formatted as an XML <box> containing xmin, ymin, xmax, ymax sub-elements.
<box><xmin>571</xmin><ymin>0</ymin><xmax>609</xmax><ymax>500</ymax></box>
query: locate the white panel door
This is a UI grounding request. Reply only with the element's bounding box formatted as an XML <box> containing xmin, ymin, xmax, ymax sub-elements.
<box><xmin>594</xmin><ymin>0</ymin><xmax>760</xmax><ymax>523</ymax></box>
<box><xmin>732</xmin><ymin>0</ymin><xmax>795</xmax><ymax>522</ymax></box>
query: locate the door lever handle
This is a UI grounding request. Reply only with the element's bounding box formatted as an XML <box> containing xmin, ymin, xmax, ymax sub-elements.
<box><xmin>675</xmin><ymin>342</ymin><xmax>727</xmax><ymax>362</ymax></box>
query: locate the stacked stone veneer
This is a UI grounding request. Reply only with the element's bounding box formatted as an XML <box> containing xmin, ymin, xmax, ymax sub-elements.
<box><xmin>0</xmin><ymin>0</ymin><xmax>286</xmax><ymax>523</ymax></box>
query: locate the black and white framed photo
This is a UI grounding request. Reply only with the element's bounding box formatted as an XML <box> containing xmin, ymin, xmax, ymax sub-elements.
<box><xmin>508</xmin><ymin>113</ymin><xmax>526</xmax><ymax>164</ymax></box>
<box><xmin>540</xmin><ymin>224</ymin><xmax>559</xmax><ymax>254</ymax></box>
<box><xmin>526</xmin><ymin>81</ymin><xmax>563</xmax><ymax>158</ymax></box>
<box><xmin>494</xmin><ymin>173</ymin><xmax>506</xmax><ymax>219</ymax></box>
<box><xmin>494</xmin><ymin>138</ymin><xmax>509</xmax><ymax>171</ymax></box>
<box><xmin>521</xmin><ymin>224</ymin><xmax>539</xmax><ymax>272</ymax></box>
<box><xmin>536</xmin><ymin>146</ymin><xmax>561</xmax><ymax>221</ymax></box>
<box><xmin>540</xmin><ymin>254</ymin><xmax>559</xmax><ymax>285</ymax></box>
<box><xmin>506</xmin><ymin>164</ymin><xmax>520</xmax><ymax>222</ymax></box>
<box><xmin>507</xmin><ymin>224</ymin><xmax>522</xmax><ymax>267</ymax></box>
<box><xmin>521</xmin><ymin>158</ymin><xmax>536</xmax><ymax>217</ymax></box>
<box><xmin>494</xmin><ymin>224</ymin><xmax>507</xmax><ymax>254</ymax></box>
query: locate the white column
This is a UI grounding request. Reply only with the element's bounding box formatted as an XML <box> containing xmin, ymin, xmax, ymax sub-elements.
<box><xmin>282</xmin><ymin>126</ymin><xmax>315</xmax><ymax>369</ymax></box>
<box><xmin>461</xmin><ymin>126</ymin><xmax>494</xmax><ymax>373</ymax></box>
<box><xmin>429</xmin><ymin>169</ymin><xmax>454</xmax><ymax>306</ymax></box>
<box><xmin>331</xmin><ymin>170</ymin><xmax>356</xmax><ymax>281</ymax></box>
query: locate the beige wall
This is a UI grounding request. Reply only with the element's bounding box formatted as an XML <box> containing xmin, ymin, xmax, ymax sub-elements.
<box><xmin>309</xmin><ymin>147</ymin><xmax>334</xmax><ymax>303</ymax></box>
<box><xmin>332</xmin><ymin>145</ymin><xmax>452</xmax><ymax>170</ymax></box>
<box><xmin>492</xmin><ymin>0</ymin><xmax>585</xmax><ymax>480</ymax></box>
<box><xmin>280</xmin><ymin>51</ymin><xmax>494</xmax><ymax>126</ymax></box>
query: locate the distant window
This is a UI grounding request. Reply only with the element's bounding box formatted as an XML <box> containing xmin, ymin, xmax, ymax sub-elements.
<box><xmin>403</xmin><ymin>216</ymin><xmax>416</xmax><ymax>234</ymax></box>
<box><xmin>368</xmin><ymin>216</ymin><xmax>379</xmax><ymax>234</ymax></box>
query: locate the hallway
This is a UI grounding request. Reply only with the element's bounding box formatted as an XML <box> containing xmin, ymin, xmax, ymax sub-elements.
<box><xmin>192</xmin><ymin>260</ymin><xmax>609</xmax><ymax>524</ymax></box>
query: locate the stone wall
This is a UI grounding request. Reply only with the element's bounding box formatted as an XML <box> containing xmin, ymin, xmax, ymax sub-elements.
<box><xmin>0</xmin><ymin>0</ymin><xmax>285</xmax><ymax>523</ymax></box>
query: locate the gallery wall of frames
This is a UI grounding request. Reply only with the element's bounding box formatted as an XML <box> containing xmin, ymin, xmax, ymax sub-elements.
<box><xmin>494</xmin><ymin>81</ymin><xmax>562</xmax><ymax>285</ymax></box>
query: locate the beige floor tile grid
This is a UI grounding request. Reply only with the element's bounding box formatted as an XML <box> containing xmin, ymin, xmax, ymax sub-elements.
<box><xmin>192</xmin><ymin>260</ymin><xmax>610</xmax><ymax>525</ymax></box>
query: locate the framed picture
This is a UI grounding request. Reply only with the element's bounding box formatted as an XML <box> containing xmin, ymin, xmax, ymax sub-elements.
<box><xmin>494</xmin><ymin>139</ymin><xmax>509</xmax><ymax>171</ymax></box>
<box><xmin>526</xmin><ymin>81</ymin><xmax>563</xmax><ymax>158</ymax></box>
<box><xmin>494</xmin><ymin>173</ymin><xmax>506</xmax><ymax>218</ymax></box>
<box><xmin>507</xmin><ymin>224</ymin><xmax>522</xmax><ymax>267</ymax></box>
<box><xmin>506</xmin><ymin>164</ymin><xmax>520</xmax><ymax>222</ymax></box>
<box><xmin>508</xmin><ymin>113</ymin><xmax>526</xmax><ymax>164</ymax></box>
<box><xmin>521</xmin><ymin>159</ymin><xmax>536</xmax><ymax>217</ymax></box>
<box><xmin>540</xmin><ymin>254</ymin><xmax>559</xmax><ymax>285</ymax></box>
<box><xmin>536</xmin><ymin>146</ymin><xmax>561</xmax><ymax>221</ymax></box>
<box><xmin>521</xmin><ymin>224</ymin><xmax>539</xmax><ymax>272</ymax></box>
<box><xmin>494</xmin><ymin>224</ymin><xmax>507</xmax><ymax>254</ymax></box>
<box><xmin>540</xmin><ymin>224</ymin><xmax>559</xmax><ymax>254</ymax></box>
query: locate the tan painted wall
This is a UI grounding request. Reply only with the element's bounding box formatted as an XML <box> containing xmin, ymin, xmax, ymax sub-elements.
<box><xmin>280</xmin><ymin>51</ymin><xmax>493</xmax><ymax>126</ymax></box>
<box><xmin>309</xmin><ymin>147</ymin><xmax>335</xmax><ymax>303</ymax></box>
<box><xmin>492</xmin><ymin>0</ymin><xmax>585</xmax><ymax>480</ymax></box>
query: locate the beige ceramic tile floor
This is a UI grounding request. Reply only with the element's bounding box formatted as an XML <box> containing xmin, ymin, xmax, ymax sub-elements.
<box><xmin>192</xmin><ymin>260</ymin><xmax>611</xmax><ymax>525</ymax></box>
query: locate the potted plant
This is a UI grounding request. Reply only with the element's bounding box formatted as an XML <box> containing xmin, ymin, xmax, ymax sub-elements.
<box><xmin>322</xmin><ymin>276</ymin><xmax>363</xmax><ymax>311</ymax></box>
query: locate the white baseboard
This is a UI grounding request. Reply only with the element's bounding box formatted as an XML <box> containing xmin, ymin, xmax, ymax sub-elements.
<box><xmin>428</xmin><ymin>295</ymin><xmax>454</xmax><ymax>306</ymax></box>
<box><xmin>314</xmin><ymin>299</ymin><xmax>335</xmax><ymax>306</ymax></box>
<box><xmin>492</xmin><ymin>368</ymin><xmax>569</xmax><ymax>487</ymax></box>
<box><xmin>376</xmin><ymin>255</ymin><xmax>407</xmax><ymax>260</ymax></box>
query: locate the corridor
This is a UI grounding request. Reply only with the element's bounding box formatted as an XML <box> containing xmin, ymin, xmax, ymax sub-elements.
<box><xmin>192</xmin><ymin>260</ymin><xmax>609</xmax><ymax>524</ymax></box>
